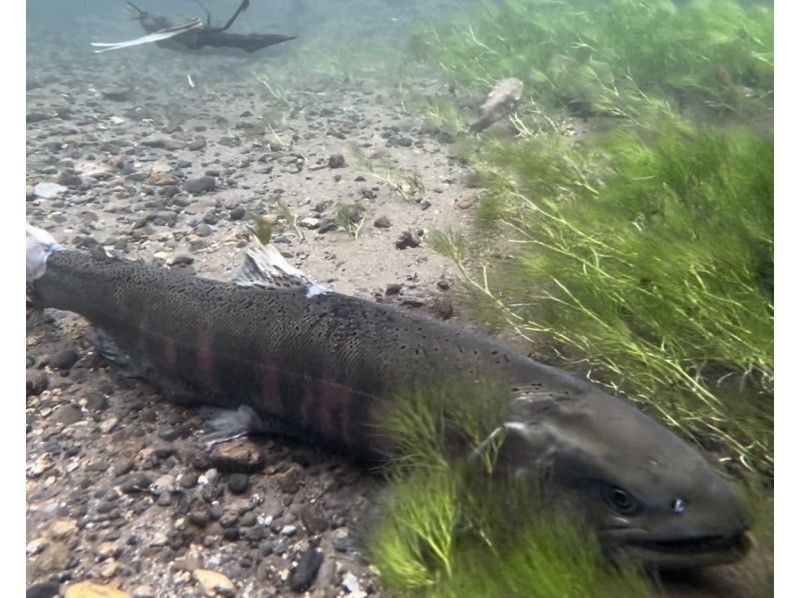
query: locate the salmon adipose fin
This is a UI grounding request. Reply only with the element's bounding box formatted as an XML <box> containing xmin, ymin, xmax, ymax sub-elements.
<box><xmin>232</xmin><ymin>243</ymin><xmax>329</xmax><ymax>298</ymax></box>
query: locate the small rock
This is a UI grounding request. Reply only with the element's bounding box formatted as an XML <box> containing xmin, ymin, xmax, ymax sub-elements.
<box><xmin>26</xmin><ymin>369</ymin><xmax>50</xmax><ymax>396</ymax></box>
<box><xmin>317</xmin><ymin>218</ymin><xmax>337</xmax><ymax>233</ymax></box>
<box><xmin>131</xmin><ymin>586</ymin><xmax>154</xmax><ymax>598</ymax></box>
<box><xmin>25</xmin><ymin>581</ymin><xmax>61</xmax><ymax>598</ymax></box>
<box><xmin>195</xmin><ymin>223</ymin><xmax>212</xmax><ymax>237</ymax></box>
<box><xmin>395</xmin><ymin>229</ymin><xmax>423</xmax><ymax>250</ymax></box>
<box><xmin>193</xmin><ymin>569</ymin><xmax>235</xmax><ymax>597</ymax></box>
<box><xmin>150</xmin><ymin>474</ymin><xmax>175</xmax><ymax>495</ymax></box>
<box><xmin>228</xmin><ymin>473</ymin><xmax>249</xmax><ymax>494</ymax></box>
<box><xmin>289</xmin><ymin>548</ymin><xmax>324</xmax><ymax>592</ymax></box>
<box><xmin>99</xmin><ymin>559</ymin><xmax>118</xmax><ymax>578</ymax></box>
<box><xmin>210</xmin><ymin>439</ymin><xmax>266</xmax><ymax>473</ymax></box>
<box><xmin>373</xmin><ymin>215</ymin><xmax>392</xmax><ymax>228</ymax></box>
<box><xmin>280</xmin><ymin>525</ymin><xmax>297</xmax><ymax>536</ymax></box>
<box><xmin>437</xmin><ymin>278</ymin><xmax>450</xmax><ymax>290</ymax></box>
<box><xmin>299</xmin><ymin>503</ymin><xmax>328</xmax><ymax>534</ymax></box>
<box><xmin>49</xmin><ymin>518</ymin><xmax>78</xmax><ymax>540</ymax></box>
<box><xmin>34</xmin><ymin>182</ymin><xmax>68</xmax><ymax>199</ymax></box>
<box><xmin>229</xmin><ymin>206</ymin><xmax>246</xmax><ymax>221</ymax></box>
<box><xmin>51</xmin><ymin>404</ymin><xmax>82</xmax><ymax>425</ymax></box>
<box><xmin>85</xmin><ymin>394</ymin><xmax>108</xmax><ymax>411</ymax></box>
<box><xmin>48</xmin><ymin>348</ymin><xmax>79</xmax><ymax>371</ymax></box>
<box><xmin>184</xmin><ymin>176</ymin><xmax>216</xmax><ymax>195</ymax></box>
<box><xmin>64</xmin><ymin>581</ymin><xmax>129</xmax><ymax>598</ymax></box>
<box><xmin>27</xmin><ymin>111</ymin><xmax>52</xmax><ymax>123</ymax></box>
<box><xmin>187</xmin><ymin>138</ymin><xmax>206</xmax><ymax>151</ymax></box>
<box><xmin>100</xmin><ymin>417</ymin><xmax>119</xmax><ymax>433</ymax></box>
<box><xmin>327</xmin><ymin>154</ymin><xmax>346</xmax><ymax>169</ymax></box>
<box><xmin>299</xmin><ymin>217</ymin><xmax>320</xmax><ymax>230</ymax></box>
<box><xmin>101</xmin><ymin>88</ymin><xmax>131</xmax><ymax>102</ymax></box>
<box><xmin>385</xmin><ymin>283</ymin><xmax>402</xmax><ymax>296</ymax></box>
<box><xmin>276</xmin><ymin>464</ymin><xmax>303</xmax><ymax>494</ymax></box>
<box><xmin>332</xmin><ymin>529</ymin><xmax>355</xmax><ymax>553</ymax></box>
<box><xmin>180</xmin><ymin>471</ymin><xmax>199</xmax><ymax>489</ymax></box>
<box><xmin>342</xmin><ymin>572</ymin><xmax>366</xmax><ymax>597</ymax></box>
<box><xmin>112</xmin><ymin>459</ymin><xmax>135</xmax><ymax>478</ymax></box>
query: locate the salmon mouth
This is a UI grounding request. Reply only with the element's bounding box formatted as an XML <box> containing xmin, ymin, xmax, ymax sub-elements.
<box><xmin>622</xmin><ymin>530</ymin><xmax>753</xmax><ymax>568</ymax></box>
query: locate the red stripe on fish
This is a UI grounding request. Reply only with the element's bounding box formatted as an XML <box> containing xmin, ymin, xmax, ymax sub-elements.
<box><xmin>196</xmin><ymin>328</ymin><xmax>216</xmax><ymax>390</ymax></box>
<box><xmin>163</xmin><ymin>336</ymin><xmax>178</xmax><ymax>369</ymax></box>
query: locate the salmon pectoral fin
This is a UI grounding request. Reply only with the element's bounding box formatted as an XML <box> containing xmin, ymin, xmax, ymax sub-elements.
<box><xmin>198</xmin><ymin>405</ymin><xmax>288</xmax><ymax>449</ymax></box>
<box><xmin>88</xmin><ymin>327</ymin><xmax>147</xmax><ymax>378</ymax></box>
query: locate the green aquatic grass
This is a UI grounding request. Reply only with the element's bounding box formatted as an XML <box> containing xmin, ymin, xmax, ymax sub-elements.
<box><xmin>368</xmin><ymin>381</ymin><xmax>652</xmax><ymax>597</ymax></box>
<box><xmin>436</xmin><ymin>121</ymin><xmax>773</xmax><ymax>472</ymax></box>
<box><xmin>410</xmin><ymin>0</ymin><xmax>773</xmax><ymax>120</ymax></box>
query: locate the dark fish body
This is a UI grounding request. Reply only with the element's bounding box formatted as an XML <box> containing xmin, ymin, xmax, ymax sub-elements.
<box><xmin>26</xmin><ymin>228</ymin><xmax>752</xmax><ymax>569</ymax></box>
<box><xmin>32</xmin><ymin>249</ymin><xmax>585</xmax><ymax>459</ymax></box>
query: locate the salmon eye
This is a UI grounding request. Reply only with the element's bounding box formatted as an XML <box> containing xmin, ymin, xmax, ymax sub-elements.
<box><xmin>606</xmin><ymin>486</ymin><xmax>638</xmax><ymax>514</ymax></box>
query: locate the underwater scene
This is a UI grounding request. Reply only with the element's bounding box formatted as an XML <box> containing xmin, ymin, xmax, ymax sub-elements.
<box><xmin>26</xmin><ymin>1</ymin><xmax>773</xmax><ymax>596</ymax></box>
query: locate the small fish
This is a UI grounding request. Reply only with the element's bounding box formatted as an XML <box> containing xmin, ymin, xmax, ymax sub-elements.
<box><xmin>26</xmin><ymin>225</ymin><xmax>751</xmax><ymax>568</ymax></box>
<box><xmin>470</xmin><ymin>77</ymin><xmax>524</xmax><ymax>132</ymax></box>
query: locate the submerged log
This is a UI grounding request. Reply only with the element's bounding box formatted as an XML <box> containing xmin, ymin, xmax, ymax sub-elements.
<box><xmin>126</xmin><ymin>0</ymin><xmax>296</xmax><ymax>53</ymax></box>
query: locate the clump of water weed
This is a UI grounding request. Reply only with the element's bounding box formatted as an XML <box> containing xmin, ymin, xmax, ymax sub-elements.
<box><xmin>439</xmin><ymin>121</ymin><xmax>773</xmax><ymax>473</ymax></box>
<box><xmin>410</xmin><ymin>0</ymin><xmax>772</xmax><ymax>121</ymax></box>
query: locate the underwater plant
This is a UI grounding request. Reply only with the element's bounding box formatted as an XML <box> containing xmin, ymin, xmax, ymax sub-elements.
<box><xmin>434</xmin><ymin>121</ymin><xmax>773</xmax><ymax>474</ymax></box>
<box><xmin>410</xmin><ymin>0</ymin><xmax>773</xmax><ymax>120</ymax></box>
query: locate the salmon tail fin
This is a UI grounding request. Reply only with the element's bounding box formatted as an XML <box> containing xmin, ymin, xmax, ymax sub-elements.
<box><xmin>26</xmin><ymin>225</ymin><xmax>61</xmax><ymax>284</ymax></box>
<box><xmin>233</xmin><ymin>243</ymin><xmax>329</xmax><ymax>298</ymax></box>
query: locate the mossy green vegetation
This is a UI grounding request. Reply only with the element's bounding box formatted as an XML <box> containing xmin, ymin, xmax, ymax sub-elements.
<box><xmin>410</xmin><ymin>0</ymin><xmax>773</xmax><ymax>120</ymax></box>
<box><xmin>368</xmin><ymin>381</ymin><xmax>652</xmax><ymax>597</ymax></box>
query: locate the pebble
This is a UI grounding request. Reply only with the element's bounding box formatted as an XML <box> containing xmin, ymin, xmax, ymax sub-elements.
<box><xmin>100</xmin><ymin>416</ymin><xmax>119</xmax><ymax>433</ymax></box>
<box><xmin>342</xmin><ymin>572</ymin><xmax>366</xmax><ymax>597</ymax></box>
<box><xmin>184</xmin><ymin>176</ymin><xmax>216</xmax><ymax>195</ymax></box>
<box><xmin>50</xmin><ymin>404</ymin><xmax>82</xmax><ymax>425</ymax></box>
<box><xmin>33</xmin><ymin>182</ymin><xmax>68</xmax><ymax>199</ymax></box>
<box><xmin>229</xmin><ymin>206</ymin><xmax>246</xmax><ymax>220</ymax></box>
<box><xmin>276</xmin><ymin>464</ymin><xmax>303</xmax><ymax>494</ymax></box>
<box><xmin>180</xmin><ymin>471</ymin><xmax>199</xmax><ymax>489</ymax></box>
<box><xmin>188</xmin><ymin>508</ymin><xmax>210</xmax><ymax>528</ymax></box>
<box><xmin>395</xmin><ymin>229</ymin><xmax>423</xmax><ymax>249</ymax></box>
<box><xmin>318</xmin><ymin>218</ymin><xmax>337</xmax><ymax>233</ymax></box>
<box><xmin>210</xmin><ymin>439</ymin><xmax>266</xmax><ymax>473</ymax></box>
<box><xmin>99</xmin><ymin>559</ymin><xmax>118</xmax><ymax>578</ymax></box>
<box><xmin>193</xmin><ymin>569</ymin><xmax>235</xmax><ymax>597</ymax></box>
<box><xmin>332</xmin><ymin>529</ymin><xmax>355</xmax><ymax>553</ymax></box>
<box><xmin>373</xmin><ymin>215</ymin><xmax>392</xmax><ymax>228</ymax></box>
<box><xmin>64</xmin><ymin>581</ymin><xmax>129</xmax><ymax>598</ymax></box>
<box><xmin>195</xmin><ymin>223</ymin><xmax>213</xmax><ymax>237</ymax></box>
<box><xmin>299</xmin><ymin>503</ymin><xmax>329</xmax><ymax>534</ymax></box>
<box><xmin>300</xmin><ymin>217</ymin><xmax>320</xmax><ymax>230</ymax></box>
<box><xmin>26</xmin><ymin>369</ymin><xmax>50</xmax><ymax>396</ymax></box>
<box><xmin>48</xmin><ymin>347</ymin><xmax>79</xmax><ymax>371</ymax></box>
<box><xmin>25</xmin><ymin>581</ymin><xmax>61</xmax><ymax>598</ymax></box>
<box><xmin>228</xmin><ymin>473</ymin><xmax>250</xmax><ymax>494</ymax></box>
<box><xmin>101</xmin><ymin>88</ymin><xmax>131</xmax><ymax>102</ymax></box>
<box><xmin>289</xmin><ymin>547</ymin><xmax>324</xmax><ymax>592</ymax></box>
<box><xmin>327</xmin><ymin>154</ymin><xmax>346</xmax><ymax>169</ymax></box>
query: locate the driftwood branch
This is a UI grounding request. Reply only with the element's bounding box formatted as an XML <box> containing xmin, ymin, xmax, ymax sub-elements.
<box><xmin>119</xmin><ymin>0</ymin><xmax>295</xmax><ymax>54</ymax></box>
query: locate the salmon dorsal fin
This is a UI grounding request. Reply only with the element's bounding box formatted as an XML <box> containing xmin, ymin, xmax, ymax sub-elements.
<box><xmin>233</xmin><ymin>244</ymin><xmax>328</xmax><ymax>297</ymax></box>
